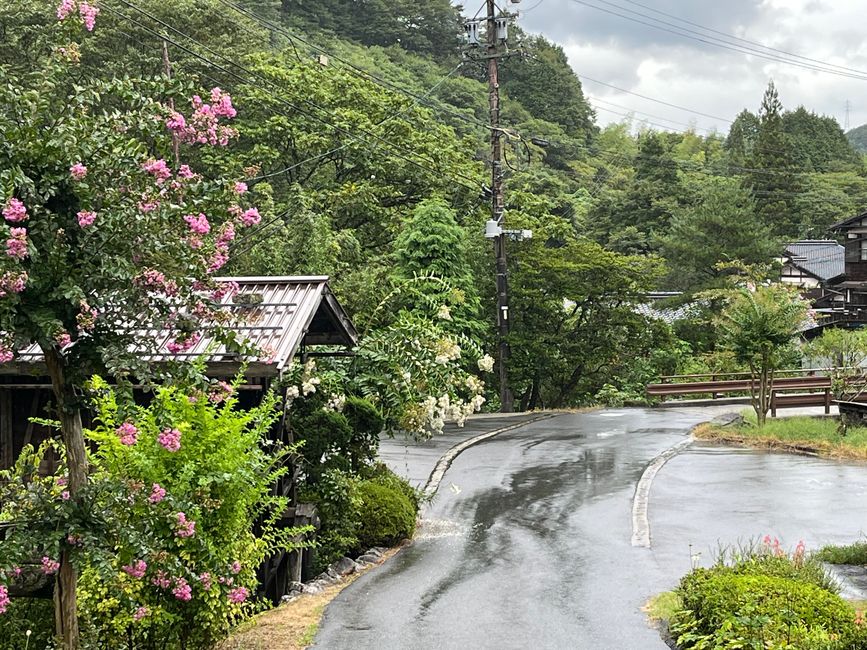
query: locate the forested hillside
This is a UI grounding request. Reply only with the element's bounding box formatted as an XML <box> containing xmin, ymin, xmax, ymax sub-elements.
<box><xmin>4</xmin><ymin>0</ymin><xmax>864</xmax><ymax>408</ymax></box>
<box><xmin>849</xmin><ymin>124</ymin><xmax>867</xmax><ymax>153</ymax></box>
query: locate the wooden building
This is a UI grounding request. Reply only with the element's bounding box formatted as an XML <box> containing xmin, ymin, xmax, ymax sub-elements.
<box><xmin>0</xmin><ymin>275</ymin><xmax>358</xmax><ymax>599</ymax></box>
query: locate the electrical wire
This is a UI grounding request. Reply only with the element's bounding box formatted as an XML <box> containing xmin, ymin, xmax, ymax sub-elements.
<box><xmin>106</xmin><ymin>0</ymin><xmax>483</xmax><ymax>193</ymax></box>
<box><xmin>568</xmin><ymin>0</ymin><xmax>867</xmax><ymax>81</ymax></box>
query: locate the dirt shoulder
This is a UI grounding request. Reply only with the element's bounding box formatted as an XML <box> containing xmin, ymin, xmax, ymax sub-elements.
<box><xmin>219</xmin><ymin>548</ymin><xmax>401</xmax><ymax>650</ymax></box>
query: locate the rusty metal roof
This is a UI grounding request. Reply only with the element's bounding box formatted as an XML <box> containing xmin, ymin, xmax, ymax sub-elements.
<box><xmin>4</xmin><ymin>276</ymin><xmax>357</xmax><ymax>378</ymax></box>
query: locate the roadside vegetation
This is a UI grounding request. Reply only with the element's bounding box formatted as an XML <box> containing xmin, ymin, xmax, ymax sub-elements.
<box><xmin>816</xmin><ymin>542</ymin><xmax>867</xmax><ymax>566</ymax></box>
<box><xmin>659</xmin><ymin>539</ymin><xmax>867</xmax><ymax>650</ymax></box>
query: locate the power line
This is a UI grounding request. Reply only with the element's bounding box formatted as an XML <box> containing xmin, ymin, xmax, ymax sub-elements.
<box><xmin>568</xmin><ymin>0</ymin><xmax>867</xmax><ymax>81</ymax></box>
<box><xmin>106</xmin><ymin>0</ymin><xmax>483</xmax><ymax>193</ymax></box>
<box><xmin>617</xmin><ymin>0</ymin><xmax>867</xmax><ymax>78</ymax></box>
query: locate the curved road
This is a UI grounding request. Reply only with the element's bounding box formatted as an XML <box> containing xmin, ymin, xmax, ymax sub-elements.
<box><xmin>314</xmin><ymin>408</ymin><xmax>867</xmax><ymax>649</ymax></box>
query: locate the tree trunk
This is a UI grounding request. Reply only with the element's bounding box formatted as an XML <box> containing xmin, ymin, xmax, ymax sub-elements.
<box><xmin>527</xmin><ymin>373</ymin><xmax>541</xmax><ymax>411</ymax></box>
<box><xmin>43</xmin><ymin>346</ymin><xmax>85</xmax><ymax>650</ymax></box>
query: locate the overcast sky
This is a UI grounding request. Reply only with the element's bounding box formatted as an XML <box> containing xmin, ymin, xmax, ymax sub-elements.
<box><xmin>510</xmin><ymin>0</ymin><xmax>867</xmax><ymax>136</ymax></box>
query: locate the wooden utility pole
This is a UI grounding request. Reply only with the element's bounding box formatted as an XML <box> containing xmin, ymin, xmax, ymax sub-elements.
<box><xmin>486</xmin><ymin>0</ymin><xmax>513</xmax><ymax>412</ymax></box>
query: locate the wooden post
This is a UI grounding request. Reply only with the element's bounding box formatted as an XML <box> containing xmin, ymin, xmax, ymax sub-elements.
<box><xmin>770</xmin><ymin>391</ymin><xmax>777</xmax><ymax>418</ymax></box>
<box><xmin>825</xmin><ymin>387</ymin><xmax>831</xmax><ymax>414</ymax></box>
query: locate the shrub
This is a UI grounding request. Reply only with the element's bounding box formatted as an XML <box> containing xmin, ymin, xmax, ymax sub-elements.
<box><xmin>361</xmin><ymin>462</ymin><xmax>422</xmax><ymax>511</ymax></box>
<box><xmin>300</xmin><ymin>469</ymin><xmax>362</xmax><ymax>571</ymax></box>
<box><xmin>294</xmin><ymin>410</ymin><xmax>354</xmax><ymax>484</ymax></box>
<box><xmin>356</xmin><ymin>481</ymin><xmax>416</xmax><ymax>549</ymax></box>
<box><xmin>343</xmin><ymin>397</ymin><xmax>385</xmax><ymax>471</ymax></box>
<box><xmin>815</xmin><ymin>541</ymin><xmax>867</xmax><ymax>566</ymax></box>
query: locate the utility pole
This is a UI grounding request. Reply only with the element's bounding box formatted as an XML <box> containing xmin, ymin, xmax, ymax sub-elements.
<box><xmin>845</xmin><ymin>100</ymin><xmax>851</xmax><ymax>131</ymax></box>
<box><xmin>486</xmin><ymin>0</ymin><xmax>513</xmax><ymax>412</ymax></box>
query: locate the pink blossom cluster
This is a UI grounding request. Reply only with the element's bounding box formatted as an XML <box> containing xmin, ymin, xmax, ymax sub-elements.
<box><xmin>0</xmin><ymin>271</ymin><xmax>27</xmax><ymax>296</ymax></box>
<box><xmin>55</xmin><ymin>331</ymin><xmax>72</xmax><ymax>349</ymax></box>
<box><xmin>122</xmin><ymin>559</ymin><xmax>147</xmax><ymax>579</ymax></box>
<box><xmin>77</xmin><ymin>210</ymin><xmax>96</xmax><ymax>227</ymax></box>
<box><xmin>148</xmin><ymin>483</ymin><xmax>166</xmax><ymax>504</ymax></box>
<box><xmin>135</xmin><ymin>268</ymin><xmax>179</xmax><ymax>296</ymax></box>
<box><xmin>3</xmin><ymin>198</ymin><xmax>27</xmax><ymax>223</ymax></box>
<box><xmin>233</xmin><ymin>181</ymin><xmax>247</xmax><ymax>195</ymax></box>
<box><xmin>207</xmin><ymin>251</ymin><xmax>229</xmax><ymax>274</ymax></box>
<box><xmin>6</xmin><ymin>228</ymin><xmax>28</xmax><ymax>260</ymax></box>
<box><xmin>217</xmin><ymin>221</ymin><xmax>235</xmax><ymax>247</ymax></box>
<box><xmin>0</xmin><ymin>584</ymin><xmax>9</xmax><ymax>615</ymax></box>
<box><xmin>209</xmin><ymin>280</ymin><xmax>239</xmax><ymax>303</ymax></box>
<box><xmin>142</xmin><ymin>159</ymin><xmax>172</xmax><ymax>185</ymax></box>
<box><xmin>173</xmin><ymin>578</ymin><xmax>192</xmax><ymax>601</ymax></box>
<box><xmin>177</xmin><ymin>164</ymin><xmax>197</xmax><ymax>180</ymax></box>
<box><xmin>61</xmin><ymin>490</ymin><xmax>71</xmax><ymax>501</ymax></box>
<box><xmin>166</xmin><ymin>88</ymin><xmax>238</xmax><ymax>146</ymax></box>
<box><xmin>56</xmin><ymin>0</ymin><xmax>99</xmax><ymax>31</ymax></box>
<box><xmin>227</xmin><ymin>586</ymin><xmax>249</xmax><ymax>604</ymax></box>
<box><xmin>66</xmin><ymin>533</ymin><xmax>81</xmax><ymax>545</ymax></box>
<box><xmin>230</xmin><ymin>560</ymin><xmax>242</xmax><ymax>574</ymax></box>
<box><xmin>151</xmin><ymin>570</ymin><xmax>171</xmax><ymax>589</ymax></box>
<box><xmin>69</xmin><ymin>162</ymin><xmax>87</xmax><ymax>180</ymax></box>
<box><xmin>175</xmin><ymin>512</ymin><xmax>195</xmax><ymax>538</ymax></box>
<box><xmin>159</xmin><ymin>427</ymin><xmax>182</xmax><ymax>452</ymax></box>
<box><xmin>0</xmin><ymin>346</ymin><xmax>13</xmax><ymax>363</ymax></box>
<box><xmin>198</xmin><ymin>572</ymin><xmax>212</xmax><ymax>590</ymax></box>
<box><xmin>166</xmin><ymin>331</ymin><xmax>201</xmax><ymax>354</ymax></box>
<box><xmin>240</xmin><ymin>207</ymin><xmax>261</xmax><ymax>227</ymax></box>
<box><xmin>133</xmin><ymin>606</ymin><xmax>149</xmax><ymax>621</ymax></box>
<box><xmin>184</xmin><ymin>212</ymin><xmax>210</xmax><ymax>235</ymax></box>
<box><xmin>41</xmin><ymin>556</ymin><xmax>60</xmax><ymax>575</ymax></box>
<box><xmin>116</xmin><ymin>422</ymin><xmax>138</xmax><ymax>446</ymax></box>
<box><xmin>138</xmin><ymin>197</ymin><xmax>159</xmax><ymax>213</ymax></box>
<box><xmin>209</xmin><ymin>381</ymin><xmax>234</xmax><ymax>404</ymax></box>
<box><xmin>76</xmin><ymin>300</ymin><xmax>98</xmax><ymax>333</ymax></box>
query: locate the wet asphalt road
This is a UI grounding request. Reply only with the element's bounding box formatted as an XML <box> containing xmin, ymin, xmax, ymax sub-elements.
<box><xmin>313</xmin><ymin>408</ymin><xmax>867</xmax><ymax>650</ymax></box>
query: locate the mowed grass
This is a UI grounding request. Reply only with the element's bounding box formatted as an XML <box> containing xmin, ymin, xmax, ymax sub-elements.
<box><xmin>694</xmin><ymin>415</ymin><xmax>867</xmax><ymax>461</ymax></box>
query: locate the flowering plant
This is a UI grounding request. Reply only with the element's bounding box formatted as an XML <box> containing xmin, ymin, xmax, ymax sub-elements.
<box><xmin>0</xmin><ymin>376</ymin><xmax>307</xmax><ymax>648</ymax></box>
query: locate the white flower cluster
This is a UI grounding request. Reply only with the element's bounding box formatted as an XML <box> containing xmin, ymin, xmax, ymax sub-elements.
<box><xmin>434</xmin><ymin>338</ymin><xmax>461</xmax><ymax>365</ymax></box>
<box><xmin>436</xmin><ymin>304</ymin><xmax>452</xmax><ymax>321</ymax></box>
<box><xmin>421</xmin><ymin>391</ymin><xmax>486</xmax><ymax>433</ymax></box>
<box><xmin>465</xmin><ymin>375</ymin><xmax>484</xmax><ymax>393</ymax></box>
<box><xmin>301</xmin><ymin>359</ymin><xmax>321</xmax><ymax>396</ymax></box>
<box><xmin>324</xmin><ymin>393</ymin><xmax>346</xmax><ymax>412</ymax></box>
<box><xmin>477</xmin><ymin>354</ymin><xmax>495</xmax><ymax>373</ymax></box>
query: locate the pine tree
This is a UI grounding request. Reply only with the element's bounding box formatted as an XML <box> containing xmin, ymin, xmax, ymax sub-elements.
<box><xmin>746</xmin><ymin>81</ymin><xmax>803</xmax><ymax>238</ymax></box>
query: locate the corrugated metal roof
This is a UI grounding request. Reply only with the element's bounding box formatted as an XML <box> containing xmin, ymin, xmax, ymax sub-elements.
<box><xmin>5</xmin><ymin>276</ymin><xmax>357</xmax><ymax>377</ymax></box>
<box><xmin>784</xmin><ymin>240</ymin><xmax>845</xmax><ymax>282</ymax></box>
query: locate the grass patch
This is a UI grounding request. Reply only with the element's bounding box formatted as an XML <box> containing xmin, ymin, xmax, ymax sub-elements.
<box><xmin>693</xmin><ymin>415</ymin><xmax>867</xmax><ymax>461</ymax></box>
<box><xmin>816</xmin><ymin>541</ymin><xmax>867</xmax><ymax>565</ymax></box>
<box><xmin>644</xmin><ymin>591</ymin><xmax>681</xmax><ymax>622</ymax></box>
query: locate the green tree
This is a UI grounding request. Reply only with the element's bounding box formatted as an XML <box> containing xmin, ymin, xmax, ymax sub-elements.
<box><xmin>718</xmin><ymin>285</ymin><xmax>809</xmax><ymax>425</ymax></box>
<box><xmin>746</xmin><ymin>81</ymin><xmax>803</xmax><ymax>238</ymax></box>
<box><xmin>659</xmin><ymin>176</ymin><xmax>779</xmax><ymax>293</ymax></box>
<box><xmin>806</xmin><ymin>328</ymin><xmax>867</xmax><ymax>397</ymax></box>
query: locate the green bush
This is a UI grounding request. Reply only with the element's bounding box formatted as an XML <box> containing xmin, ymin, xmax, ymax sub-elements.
<box><xmin>816</xmin><ymin>541</ymin><xmax>867</xmax><ymax>566</ymax></box>
<box><xmin>356</xmin><ymin>481</ymin><xmax>417</xmax><ymax>549</ymax></box>
<box><xmin>295</xmin><ymin>410</ymin><xmax>354</xmax><ymax>483</ymax></box>
<box><xmin>361</xmin><ymin>462</ymin><xmax>422</xmax><ymax>511</ymax></box>
<box><xmin>300</xmin><ymin>469</ymin><xmax>362</xmax><ymax>571</ymax></box>
<box><xmin>343</xmin><ymin>397</ymin><xmax>385</xmax><ymax>470</ymax></box>
<box><xmin>672</xmin><ymin>565</ymin><xmax>867</xmax><ymax>649</ymax></box>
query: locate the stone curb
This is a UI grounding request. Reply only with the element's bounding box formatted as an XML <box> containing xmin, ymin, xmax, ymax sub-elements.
<box><xmin>631</xmin><ymin>432</ymin><xmax>697</xmax><ymax>549</ymax></box>
<box><xmin>422</xmin><ymin>413</ymin><xmax>560</xmax><ymax>499</ymax></box>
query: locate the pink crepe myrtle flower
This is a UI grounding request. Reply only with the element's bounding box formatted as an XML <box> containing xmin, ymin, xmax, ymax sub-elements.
<box><xmin>183</xmin><ymin>212</ymin><xmax>210</xmax><ymax>235</ymax></box>
<box><xmin>133</xmin><ymin>606</ymin><xmax>149</xmax><ymax>621</ymax></box>
<box><xmin>0</xmin><ymin>347</ymin><xmax>13</xmax><ymax>363</ymax></box>
<box><xmin>159</xmin><ymin>428</ymin><xmax>182</xmax><ymax>452</ymax></box>
<box><xmin>0</xmin><ymin>584</ymin><xmax>9</xmax><ymax>614</ymax></box>
<box><xmin>230</xmin><ymin>561</ymin><xmax>241</xmax><ymax>574</ymax></box>
<box><xmin>148</xmin><ymin>483</ymin><xmax>166</xmax><ymax>504</ymax></box>
<box><xmin>217</xmin><ymin>222</ymin><xmax>236</xmax><ymax>245</ymax></box>
<box><xmin>6</xmin><ymin>228</ymin><xmax>28</xmax><ymax>260</ymax></box>
<box><xmin>77</xmin><ymin>210</ymin><xmax>96</xmax><ymax>227</ymax></box>
<box><xmin>209</xmin><ymin>381</ymin><xmax>234</xmax><ymax>404</ymax></box>
<box><xmin>210</xmin><ymin>87</ymin><xmax>237</xmax><ymax>118</ymax></box>
<box><xmin>61</xmin><ymin>490</ymin><xmax>71</xmax><ymax>501</ymax></box>
<box><xmin>233</xmin><ymin>181</ymin><xmax>248</xmax><ymax>194</ymax></box>
<box><xmin>206</xmin><ymin>251</ymin><xmax>229</xmax><ymax>274</ymax></box>
<box><xmin>175</xmin><ymin>511</ymin><xmax>196</xmax><ymax>538</ymax></box>
<box><xmin>56</xmin><ymin>0</ymin><xmax>75</xmax><ymax>20</ymax></box>
<box><xmin>56</xmin><ymin>476</ymin><xmax>67</xmax><ymax>486</ymax></box>
<box><xmin>209</xmin><ymin>280</ymin><xmax>239</xmax><ymax>303</ymax></box>
<box><xmin>177</xmin><ymin>164</ymin><xmax>196</xmax><ymax>179</ymax></box>
<box><xmin>76</xmin><ymin>300</ymin><xmax>98</xmax><ymax>333</ymax></box>
<box><xmin>166</xmin><ymin>332</ymin><xmax>200</xmax><ymax>354</ymax></box>
<box><xmin>142</xmin><ymin>159</ymin><xmax>172</xmax><ymax>184</ymax></box>
<box><xmin>198</xmin><ymin>572</ymin><xmax>212</xmax><ymax>590</ymax></box>
<box><xmin>3</xmin><ymin>198</ymin><xmax>27</xmax><ymax>223</ymax></box>
<box><xmin>187</xmin><ymin>235</ymin><xmax>203</xmax><ymax>250</ymax></box>
<box><xmin>0</xmin><ymin>271</ymin><xmax>28</xmax><ymax>295</ymax></box>
<box><xmin>69</xmin><ymin>162</ymin><xmax>87</xmax><ymax>180</ymax></box>
<box><xmin>66</xmin><ymin>534</ymin><xmax>82</xmax><ymax>546</ymax></box>
<box><xmin>122</xmin><ymin>560</ymin><xmax>147</xmax><ymax>579</ymax></box>
<box><xmin>151</xmin><ymin>570</ymin><xmax>171</xmax><ymax>589</ymax></box>
<box><xmin>55</xmin><ymin>331</ymin><xmax>72</xmax><ymax>349</ymax></box>
<box><xmin>173</xmin><ymin>578</ymin><xmax>192</xmax><ymax>601</ymax></box>
<box><xmin>116</xmin><ymin>422</ymin><xmax>138</xmax><ymax>446</ymax></box>
<box><xmin>79</xmin><ymin>2</ymin><xmax>99</xmax><ymax>31</ymax></box>
<box><xmin>166</xmin><ymin>111</ymin><xmax>186</xmax><ymax>132</ymax></box>
<box><xmin>41</xmin><ymin>557</ymin><xmax>60</xmax><ymax>575</ymax></box>
<box><xmin>227</xmin><ymin>586</ymin><xmax>249</xmax><ymax>604</ymax></box>
<box><xmin>240</xmin><ymin>207</ymin><xmax>261</xmax><ymax>227</ymax></box>
<box><xmin>138</xmin><ymin>199</ymin><xmax>159</xmax><ymax>213</ymax></box>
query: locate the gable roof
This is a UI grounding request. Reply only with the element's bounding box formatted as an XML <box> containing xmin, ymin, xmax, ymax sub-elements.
<box><xmin>2</xmin><ymin>276</ymin><xmax>357</xmax><ymax>377</ymax></box>
<box><xmin>830</xmin><ymin>210</ymin><xmax>867</xmax><ymax>231</ymax></box>
<box><xmin>783</xmin><ymin>240</ymin><xmax>845</xmax><ymax>282</ymax></box>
